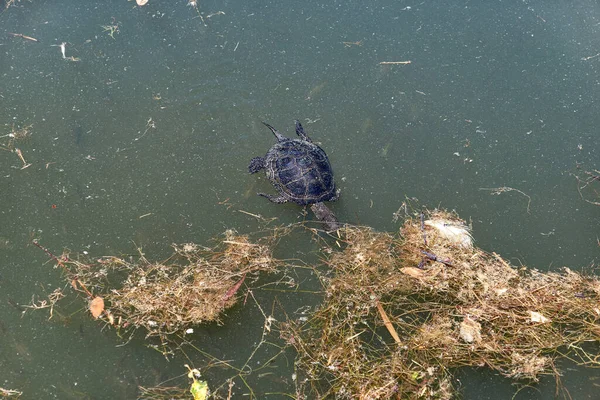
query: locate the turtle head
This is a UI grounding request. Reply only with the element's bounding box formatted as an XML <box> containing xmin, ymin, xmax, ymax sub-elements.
<box><xmin>310</xmin><ymin>202</ymin><xmax>341</xmax><ymax>232</ymax></box>
<box><xmin>262</xmin><ymin>122</ymin><xmax>288</xmax><ymax>142</ymax></box>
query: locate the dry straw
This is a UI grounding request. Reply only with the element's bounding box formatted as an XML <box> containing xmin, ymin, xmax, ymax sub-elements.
<box><xmin>63</xmin><ymin>229</ymin><xmax>281</xmax><ymax>341</ymax></box>
<box><xmin>37</xmin><ymin>211</ymin><xmax>600</xmax><ymax>398</ymax></box>
<box><xmin>285</xmin><ymin>210</ymin><xmax>600</xmax><ymax>399</ymax></box>
<box><xmin>0</xmin><ymin>387</ymin><xmax>22</xmax><ymax>398</ymax></box>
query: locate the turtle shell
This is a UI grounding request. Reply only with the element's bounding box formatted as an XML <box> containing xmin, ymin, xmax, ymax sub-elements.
<box><xmin>265</xmin><ymin>138</ymin><xmax>336</xmax><ymax>205</ymax></box>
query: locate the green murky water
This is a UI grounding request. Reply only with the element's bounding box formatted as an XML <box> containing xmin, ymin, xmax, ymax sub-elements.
<box><xmin>1</xmin><ymin>0</ymin><xmax>599</xmax><ymax>398</ymax></box>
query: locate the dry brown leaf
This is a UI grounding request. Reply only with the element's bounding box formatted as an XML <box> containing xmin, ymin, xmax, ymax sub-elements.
<box><xmin>89</xmin><ymin>297</ymin><xmax>104</xmax><ymax>319</ymax></box>
<box><xmin>400</xmin><ymin>267</ymin><xmax>425</xmax><ymax>278</ymax></box>
<box><xmin>376</xmin><ymin>300</ymin><xmax>402</xmax><ymax>345</ymax></box>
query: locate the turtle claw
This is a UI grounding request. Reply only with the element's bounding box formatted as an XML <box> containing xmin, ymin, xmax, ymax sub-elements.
<box><xmin>258</xmin><ymin>193</ymin><xmax>288</xmax><ymax>204</ymax></box>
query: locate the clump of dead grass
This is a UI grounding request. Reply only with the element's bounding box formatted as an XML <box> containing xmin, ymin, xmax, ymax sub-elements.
<box><xmin>286</xmin><ymin>210</ymin><xmax>600</xmax><ymax>399</ymax></box>
<box><xmin>32</xmin><ymin>211</ymin><xmax>600</xmax><ymax>398</ymax></box>
<box><xmin>63</xmin><ymin>229</ymin><xmax>281</xmax><ymax>340</ymax></box>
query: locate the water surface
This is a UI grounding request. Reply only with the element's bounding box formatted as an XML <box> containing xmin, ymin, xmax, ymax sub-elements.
<box><xmin>1</xmin><ymin>0</ymin><xmax>599</xmax><ymax>398</ymax></box>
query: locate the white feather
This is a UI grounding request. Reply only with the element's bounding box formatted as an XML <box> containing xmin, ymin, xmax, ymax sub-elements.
<box><xmin>424</xmin><ymin>219</ymin><xmax>473</xmax><ymax>249</ymax></box>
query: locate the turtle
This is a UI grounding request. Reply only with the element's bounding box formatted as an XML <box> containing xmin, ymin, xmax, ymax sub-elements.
<box><xmin>248</xmin><ymin>120</ymin><xmax>341</xmax><ymax>231</ymax></box>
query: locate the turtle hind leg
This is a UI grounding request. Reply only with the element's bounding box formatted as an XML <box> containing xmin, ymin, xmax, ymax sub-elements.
<box><xmin>258</xmin><ymin>193</ymin><xmax>288</xmax><ymax>204</ymax></box>
<box><xmin>248</xmin><ymin>157</ymin><xmax>265</xmax><ymax>173</ymax></box>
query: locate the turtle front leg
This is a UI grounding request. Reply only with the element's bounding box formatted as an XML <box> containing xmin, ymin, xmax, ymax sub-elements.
<box><xmin>258</xmin><ymin>193</ymin><xmax>288</xmax><ymax>203</ymax></box>
<box><xmin>248</xmin><ymin>157</ymin><xmax>265</xmax><ymax>174</ymax></box>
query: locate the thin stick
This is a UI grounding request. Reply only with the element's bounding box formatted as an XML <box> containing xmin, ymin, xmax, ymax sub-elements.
<box><xmin>14</xmin><ymin>148</ymin><xmax>32</xmax><ymax>169</ymax></box>
<box><xmin>379</xmin><ymin>61</ymin><xmax>411</xmax><ymax>65</ymax></box>
<box><xmin>581</xmin><ymin>53</ymin><xmax>600</xmax><ymax>61</ymax></box>
<box><xmin>575</xmin><ymin>169</ymin><xmax>600</xmax><ymax>206</ymax></box>
<box><xmin>479</xmin><ymin>186</ymin><xmax>531</xmax><ymax>213</ymax></box>
<box><xmin>237</xmin><ymin>209</ymin><xmax>273</xmax><ymax>221</ymax></box>
<box><xmin>343</xmin><ymin>40</ymin><xmax>363</xmax><ymax>47</ymax></box>
<box><xmin>31</xmin><ymin>241</ymin><xmax>91</xmax><ymax>297</ymax></box>
<box><xmin>580</xmin><ymin>170</ymin><xmax>600</xmax><ymax>189</ymax></box>
<box><xmin>31</xmin><ymin>240</ymin><xmax>67</xmax><ymax>269</ymax></box>
<box><xmin>8</xmin><ymin>32</ymin><xmax>39</xmax><ymax>42</ymax></box>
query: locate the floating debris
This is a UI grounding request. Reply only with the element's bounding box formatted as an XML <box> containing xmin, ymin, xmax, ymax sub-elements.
<box><xmin>89</xmin><ymin>297</ymin><xmax>104</xmax><ymax>319</ymax></box>
<box><xmin>284</xmin><ymin>210</ymin><xmax>600</xmax><ymax>398</ymax></box>
<box><xmin>0</xmin><ymin>387</ymin><xmax>22</xmax><ymax>398</ymax></box>
<box><xmin>53</xmin><ymin>230</ymin><xmax>282</xmax><ymax>341</ymax></box>
<box><xmin>424</xmin><ymin>217</ymin><xmax>473</xmax><ymax>249</ymax></box>
<box><xmin>31</xmin><ymin>209</ymin><xmax>600</xmax><ymax>398</ymax></box>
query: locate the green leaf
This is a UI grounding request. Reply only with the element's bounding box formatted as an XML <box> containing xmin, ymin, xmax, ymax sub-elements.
<box><xmin>190</xmin><ymin>379</ymin><xmax>209</xmax><ymax>400</ymax></box>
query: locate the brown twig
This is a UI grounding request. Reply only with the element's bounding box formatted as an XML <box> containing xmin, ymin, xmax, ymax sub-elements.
<box><xmin>8</xmin><ymin>32</ymin><xmax>39</xmax><ymax>42</ymax></box>
<box><xmin>31</xmin><ymin>240</ymin><xmax>68</xmax><ymax>268</ymax></box>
